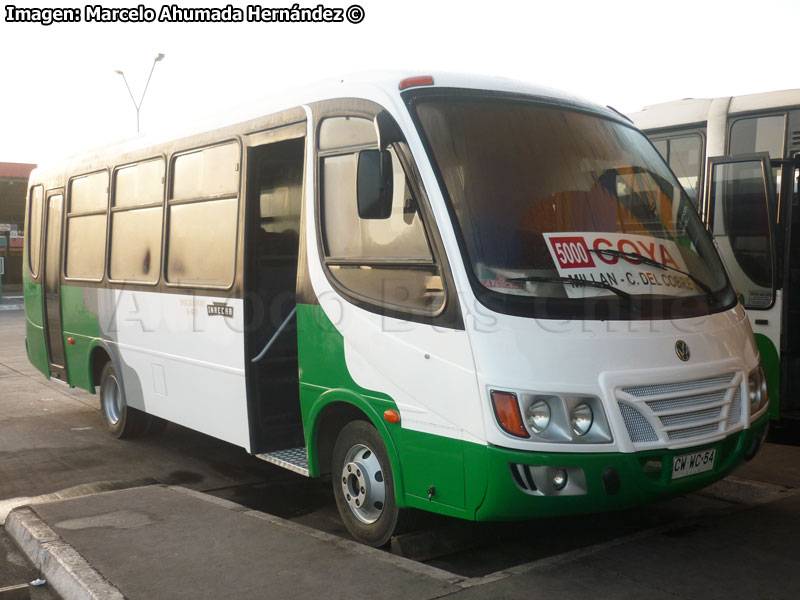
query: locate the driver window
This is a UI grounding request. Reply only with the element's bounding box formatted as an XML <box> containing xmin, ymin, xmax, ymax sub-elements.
<box><xmin>319</xmin><ymin>116</ymin><xmax>443</xmax><ymax>315</ymax></box>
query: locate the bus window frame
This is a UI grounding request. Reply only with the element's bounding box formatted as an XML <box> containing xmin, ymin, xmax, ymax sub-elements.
<box><xmin>163</xmin><ymin>138</ymin><xmax>243</xmax><ymax>292</ymax></box>
<box><xmin>311</xmin><ymin>101</ymin><xmax>464</xmax><ymax>330</ymax></box>
<box><xmin>107</xmin><ymin>154</ymin><xmax>168</xmax><ymax>287</ymax></box>
<box><xmin>706</xmin><ymin>152</ymin><xmax>778</xmax><ymax>311</ymax></box>
<box><xmin>26</xmin><ymin>184</ymin><xmax>45</xmax><ymax>280</ymax></box>
<box><xmin>727</xmin><ymin>112</ymin><xmax>788</xmax><ymax>161</ymax></box>
<box><xmin>64</xmin><ymin>168</ymin><xmax>110</xmax><ymax>284</ymax></box>
<box><xmin>647</xmin><ymin>127</ymin><xmax>707</xmax><ymax>213</ymax></box>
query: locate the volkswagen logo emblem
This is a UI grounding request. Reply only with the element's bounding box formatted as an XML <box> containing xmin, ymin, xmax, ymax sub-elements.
<box><xmin>675</xmin><ymin>340</ymin><xmax>690</xmax><ymax>361</ymax></box>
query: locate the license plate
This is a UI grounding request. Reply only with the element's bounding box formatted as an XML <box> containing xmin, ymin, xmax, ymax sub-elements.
<box><xmin>671</xmin><ymin>448</ymin><xmax>716</xmax><ymax>480</ymax></box>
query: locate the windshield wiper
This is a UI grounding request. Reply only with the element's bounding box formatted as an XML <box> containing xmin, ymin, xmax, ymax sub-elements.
<box><xmin>506</xmin><ymin>274</ymin><xmax>639</xmax><ymax>312</ymax></box>
<box><xmin>587</xmin><ymin>248</ymin><xmax>714</xmax><ymax>296</ymax></box>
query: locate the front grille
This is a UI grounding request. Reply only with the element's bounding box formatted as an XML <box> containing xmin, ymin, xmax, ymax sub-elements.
<box><xmin>646</xmin><ymin>390</ymin><xmax>727</xmax><ymax>413</ymax></box>
<box><xmin>660</xmin><ymin>407</ymin><xmax>722</xmax><ymax>428</ymax></box>
<box><xmin>616</xmin><ymin>372</ymin><xmax>743</xmax><ymax>447</ymax></box>
<box><xmin>621</xmin><ymin>374</ymin><xmax>734</xmax><ymax>398</ymax></box>
<box><xmin>727</xmin><ymin>388</ymin><xmax>742</xmax><ymax>428</ymax></box>
<box><xmin>619</xmin><ymin>403</ymin><xmax>658</xmax><ymax>442</ymax></box>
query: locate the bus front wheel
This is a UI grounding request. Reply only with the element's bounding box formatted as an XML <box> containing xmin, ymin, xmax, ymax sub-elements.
<box><xmin>99</xmin><ymin>362</ymin><xmax>149</xmax><ymax>439</ymax></box>
<box><xmin>332</xmin><ymin>420</ymin><xmax>401</xmax><ymax>547</ymax></box>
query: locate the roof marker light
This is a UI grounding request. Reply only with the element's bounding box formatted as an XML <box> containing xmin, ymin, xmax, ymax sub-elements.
<box><xmin>399</xmin><ymin>75</ymin><xmax>434</xmax><ymax>90</ymax></box>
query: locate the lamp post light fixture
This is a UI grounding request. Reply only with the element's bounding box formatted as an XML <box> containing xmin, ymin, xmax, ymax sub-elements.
<box><xmin>114</xmin><ymin>53</ymin><xmax>165</xmax><ymax>134</ymax></box>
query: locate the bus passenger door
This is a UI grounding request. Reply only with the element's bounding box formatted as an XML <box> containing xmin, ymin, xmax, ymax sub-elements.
<box><xmin>706</xmin><ymin>154</ymin><xmax>780</xmax><ymax>415</ymax></box>
<box><xmin>243</xmin><ymin>127</ymin><xmax>306</xmax><ymax>454</ymax></box>
<box><xmin>42</xmin><ymin>190</ymin><xmax>67</xmax><ymax>381</ymax></box>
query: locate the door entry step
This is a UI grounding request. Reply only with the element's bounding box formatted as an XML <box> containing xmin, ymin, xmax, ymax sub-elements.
<box><xmin>255</xmin><ymin>447</ymin><xmax>309</xmax><ymax>476</ymax></box>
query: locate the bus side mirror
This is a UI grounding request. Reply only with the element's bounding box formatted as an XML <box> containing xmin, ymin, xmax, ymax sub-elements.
<box><xmin>357</xmin><ymin>149</ymin><xmax>393</xmax><ymax>219</ymax></box>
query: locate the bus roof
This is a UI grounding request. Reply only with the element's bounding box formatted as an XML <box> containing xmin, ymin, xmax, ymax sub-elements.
<box><xmin>29</xmin><ymin>71</ymin><xmax>610</xmax><ymax>182</ymax></box>
<box><xmin>629</xmin><ymin>88</ymin><xmax>800</xmax><ymax>131</ymax></box>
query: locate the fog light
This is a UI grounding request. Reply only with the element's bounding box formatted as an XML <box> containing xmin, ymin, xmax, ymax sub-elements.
<box><xmin>526</xmin><ymin>399</ymin><xmax>551</xmax><ymax>433</ymax></box>
<box><xmin>552</xmin><ymin>469</ymin><xmax>568</xmax><ymax>490</ymax></box>
<box><xmin>570</xmin><ymin>403</ymin><xmax>593</xmax><ymax>436</ymax></box>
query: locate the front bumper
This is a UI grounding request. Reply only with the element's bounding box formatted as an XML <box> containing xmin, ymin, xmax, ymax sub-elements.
<box><xmin>475</xmin><ymin>412</ymin><xmax>769</xmax><ymax>521</ymax></box>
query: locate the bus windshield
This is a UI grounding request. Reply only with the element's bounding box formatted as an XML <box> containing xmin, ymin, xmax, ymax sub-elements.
<box><xmin>412</xmin><ymin>95</ymin><xmax>736</xmax><ymax>320</ymax></box>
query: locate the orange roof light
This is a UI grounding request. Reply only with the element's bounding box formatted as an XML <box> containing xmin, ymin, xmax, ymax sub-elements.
<box><xmin>398</xmin><ymin>75</ymin><xmax>434</xmax><ymax>90</ymax></box>
<box><xmin>491</xmin><ymin>391</ymin><xmax>529</xmax><ymax>438</ymax></box>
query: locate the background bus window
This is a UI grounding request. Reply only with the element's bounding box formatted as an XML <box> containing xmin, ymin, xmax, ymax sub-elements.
<box><xmin>709</xmin><ymin>159</ymin><xmax>773</xmax><ymax>308</ymax></box>
<box><xmin>110</xmin><ymin>158</ymin><xmax>165</xmax><ymax>283</ymax></box>
<box><xmin>66</xmin><ymin>171</ymin><xmax>108</xmax><ymax>280</ymax></box>
<box><xmin>649</xmin><ymin>133</ymin><xmax>703</xmax><ymax>207</ymax></box>
<box><xmin>730</xmin><ymin>115</ymin><xmax>786</xmax><ymax>159</ymax></box>
<box><xmin>27</xmin><ymin>185</ymin><xmax>43</xmax><ymax>277</ymax></box>
<box><xmin>319</xmin><ymin>116</ymin><xmax>443</xmax><ymax>315</ymax></box>
<box><xmin>167</xmin><ymin>142</ymin><xmax>239</xmax><ymax>287</ymax></box>
<box><xmin>730</xmin><ymin>114</ymin><xmax>785</xmax><ymax>200</ymax></box>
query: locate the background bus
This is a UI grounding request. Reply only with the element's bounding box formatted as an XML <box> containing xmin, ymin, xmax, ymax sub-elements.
<box><xmin>630</xmin><ymin>90</ymin><xmax>800</xmax><ymax>424</ymax></box>
<box><xmin>24</xmin><ymin>74</ymin><xmax>770</xmax><ymax>546</ymax></box>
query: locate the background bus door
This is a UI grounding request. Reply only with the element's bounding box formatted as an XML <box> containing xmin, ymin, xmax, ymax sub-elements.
<box><xmin>706</xmin><ymin>154</ymin><xmax>783</xmax><ymax>417</ymax></box>
<box><xmin>42</xmin><ymin>190</ymin><xmax>67</xmax><ymax>381</ymax></box>
<box><xmin>780</xmin><ymin>156</ymin><xmax>800</xmax><ymax>418</ymax></box>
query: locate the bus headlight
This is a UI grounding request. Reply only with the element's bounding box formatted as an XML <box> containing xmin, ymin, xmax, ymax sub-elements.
<box><xmin>570</xmin><ymin>403</ymin><xmax>593</xmax><ymax>436</ymax></box>
<box><xmin>748</xmin><ymin>365</ymin><xmax>769</xmax><ymax>415</ymax></box>
<box><xmin>526</xmin><ymin>399</ymin><xmax>552</xmax><ymax>433</ymax></box>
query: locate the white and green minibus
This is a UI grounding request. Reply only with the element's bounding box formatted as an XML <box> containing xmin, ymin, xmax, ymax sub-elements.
<box><xmin>631</xmin><ymin>90</ymin><xmax>800</xmax><ymax>426</ymax></box>
<box><xmin>24</xmin><ymin>73</ymin><xmax>769</xmax><ymax>546</ymax></box>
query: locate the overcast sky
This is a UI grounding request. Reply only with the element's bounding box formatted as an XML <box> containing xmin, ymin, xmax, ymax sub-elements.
<box><xmin>2</xmin><ymin>0</ymin><xmax>798</xmax><ymax>164</ymax></box>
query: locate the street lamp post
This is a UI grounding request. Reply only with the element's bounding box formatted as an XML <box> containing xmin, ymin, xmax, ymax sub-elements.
<box><xmin>114</xmin><ymin>53</ymin><xmax>165</xmax><ymax>134</ymax></box>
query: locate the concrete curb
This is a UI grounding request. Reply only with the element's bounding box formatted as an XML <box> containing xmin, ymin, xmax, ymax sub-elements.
<box><xmin>5</xmin><ymin>507</ymin><xmax>125</xmax><ymax>600</ymax></box>
<box><xmin>168</xmin><ymin>486</ymin><xmax>468</xmax><ymax>586</ymax></box>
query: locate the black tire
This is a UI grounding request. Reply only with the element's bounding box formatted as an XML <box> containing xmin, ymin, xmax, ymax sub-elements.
<box><xmin>332</xmin><ymin>420</ymin><xmax>402</xmax><ymax>547</ymax></box>
<box><xmin>98</xmin><ymin>361</ymin><xmax>149</xmax><ymax>439</ymax></box>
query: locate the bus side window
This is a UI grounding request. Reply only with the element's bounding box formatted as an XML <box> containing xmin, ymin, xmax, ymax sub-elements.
<box><xmin>65</xmin><ymin>171</ymin><xmax>109</xmax><ymax>281</ymax></box>
<box><xmin>648</xmin><ymin>133</ymin><xmax>704</xmax><ymax>209</ymax></box>
<box><xmin>109</xmin><ymin>158</ymin><xmax>165</xmax><ymax>283</ymax></box>
<box><xmin>166</xmin><ymin>142</ymin><xmax>240</xmax><ymax>287</ymax></box>
<box><xmin>730</xmin><ymin>114</ymin><xmax>785</xmax><ymax>202</ymax></box>
<box><xmin>27</xmin><ymin>185</ymin><xmax>44</xmax><ymax>277</ymax></box>
<box><xmin>319</xmin><ymin>117</ymin><xmax>443</xmax><ymax>316</ymax></box>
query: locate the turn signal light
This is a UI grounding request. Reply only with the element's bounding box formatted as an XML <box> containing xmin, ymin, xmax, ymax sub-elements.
<box><xmin>384</xmin><ymin>409</ymin><xmax>400</xmax><ymax>423</ymax></box>
<box><xmin>398</xmin><ymin>75</ymin><xmax>434</xmax><ymax>90</ymax></box>
<box><xmin>491</xmin><ymin>391</ymin><xmax>529</xmax><ymax>438</ymax></box>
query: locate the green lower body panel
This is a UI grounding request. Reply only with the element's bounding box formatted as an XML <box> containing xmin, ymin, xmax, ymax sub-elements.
<box><xmin>23</xmin><ymin>277</ymin><xmax>48</xmax><ymax>377</ymax></box>
<box><xmin>474</xmin><ymin>413</ymin><xmax>769</xmax><ymax>521</ymax></box>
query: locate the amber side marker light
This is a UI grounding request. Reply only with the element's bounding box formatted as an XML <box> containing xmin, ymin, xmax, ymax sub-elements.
<box><xmin>398</xmin><ymin>75</ymin><xmax>434</xmax><ymax>90</ymax></box>
<box><xmin>491</xmin><ymin>391</ymin><xmax>529</xmax><ymax>438</ymax></box>
<box><xmin>384</xmin><ymin>409</ymin><xmax>400</xmax><ymax>423</ymax></box>
<box><xmin>67</xmin><ymin>337</ymin><xmax>75</xmax><ymax>345</ymax></box>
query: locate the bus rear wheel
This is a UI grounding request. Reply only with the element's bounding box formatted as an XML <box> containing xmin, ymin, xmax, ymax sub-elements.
<box><xmin>332</xmin><ymin>420</ymin><xmax>401</xmax><ymax>547</ymax></box>
<box><xmin>99</xmin><ymin>361</ymin><xmax>149</xmax><ymax>439</ymax></box>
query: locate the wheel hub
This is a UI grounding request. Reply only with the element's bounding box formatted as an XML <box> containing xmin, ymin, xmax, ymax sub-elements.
<box><xmin>101</xmin><ymin>375</ymin><xmax>122</xmax><ymax>425</ymax></box>
<box><xmin>340</xmin><ymin>443</ymin><xmax>385</xmax><ymax>524</ymax></box>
